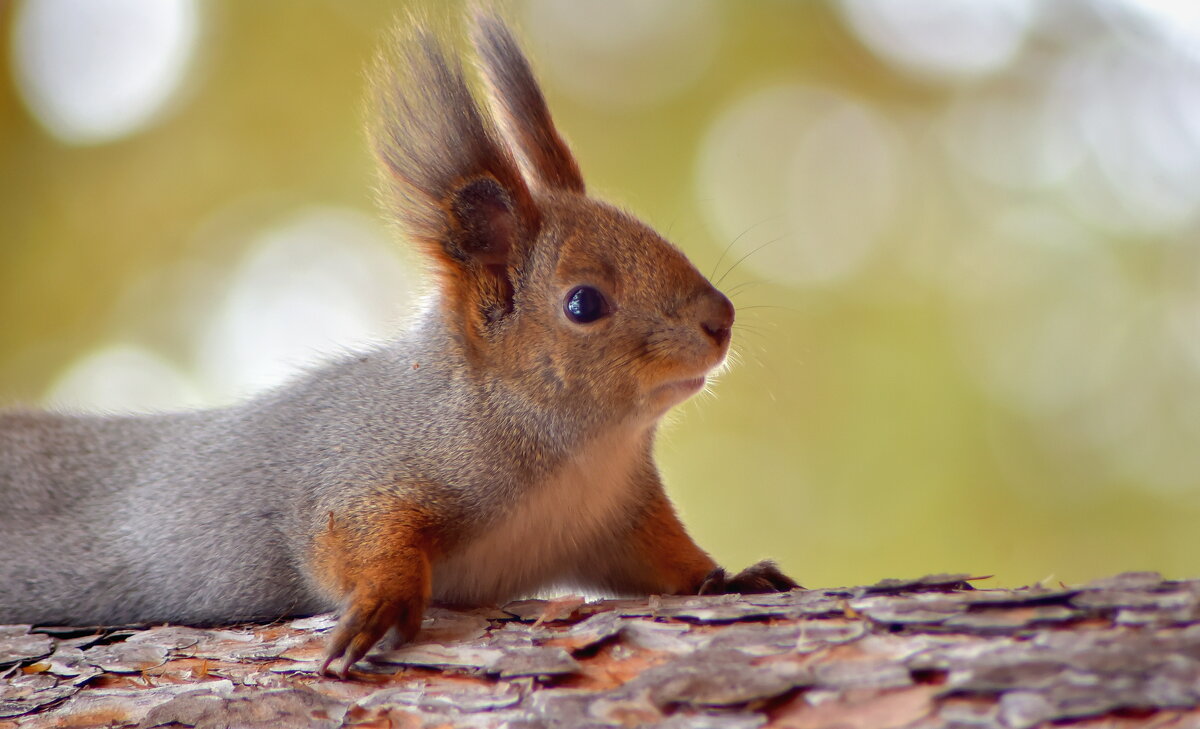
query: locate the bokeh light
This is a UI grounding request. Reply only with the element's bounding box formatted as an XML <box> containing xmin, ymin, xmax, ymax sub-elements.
<box><xmin>195</xmin><ymin>207</ymin><xmax>411</xmax><ymax>404</ymax></box>
<box><xmin>696</xmin><ymin>85</ymin><xmax>904</xmax><ymax>285</ymax></box>
<box><xmin>11</xmin><ymin>0</ymin><xmax>199</xmax><ymax>145</ymax></box>
<box><xmin>1061</xmin><ymin>41</ymin><xmax>1200</xmax><ymax>234</ymax></box>
<box><xmin>1102</xmin><ymin>0</ymin><xmax>1200</xmax><ymax>62</ymax></box>
<box><xmin>44</xmin><ymin>343</ymin><xmax>203</xmax><ymax>413</ymax></box>
<box><xmin>940</xmin><ymin>73</ymin><xmax>1085</xmax><ymax>191</ymax></box>
<box><xmin>836</xmin><ymin>0</ymin><xmax>1034</xmax><ymax>81</ymax></box>
<box><xmin>523</xmin><ymin>0</ymin><xmax>719</xmax><ymax>109</ymax></box>
<box><xmin>38</xmin><ymin>206</ymin><xmax>412</xmax><ymax>412</ymax></box>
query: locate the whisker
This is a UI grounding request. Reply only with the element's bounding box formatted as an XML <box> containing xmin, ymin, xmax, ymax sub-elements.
<box><xmin>732</xmin><ymin>325</ymin><xmax>770</xmax><ymax>338</ymax></box>
<box><xmin>724</xmin><ymin>280</ymin><xmax>767</xmax><ymax>299</ymax></box>
<box><xmin>731</xmin><ymin>333</ymin><xmax>769</xmax><ymax>352</ymax></box>
<box><xmin>715</xmin><ymin>234</ymin><xmax>788</xmax><ymax>287</ymax></box>
<box><xmin>708</xmin><ymin>215</ymin><xmax>782</xmax><ymax>282</ymax></box>
<box><xmin>734</xmin><ymin>304</ymin><xmax>798</xmax><ymax>314</ymax></box>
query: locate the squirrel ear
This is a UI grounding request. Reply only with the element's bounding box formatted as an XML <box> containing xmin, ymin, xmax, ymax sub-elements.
<box><xmin>372</xmin><ymin>26</ymin><xmax>538</xmax><ymax>326</ymax></box>
<box><xmin>471</xmin><ymin>12</ymin><xmax>585</xmax><ymax>194</ymax></box>
<box><xmin>448</xmin><ymin>176</ymin><xmax>520</xmax><ymax>270</ymax></box>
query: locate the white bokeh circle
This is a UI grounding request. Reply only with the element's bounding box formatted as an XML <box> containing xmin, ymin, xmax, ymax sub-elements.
<box><xmin>11</xmin><ymin>0</ymin><xmax>200</xmax><ymax>145</ymax></box>
<box><xmin>837</xmin><ymin>0</ymin><xmax>1034</xmax><ymax>81</ymax></box>
<box><xmin>697</xmin><ymin>85</ymin><xmax>904</xmax><ymax>285</ymax></box>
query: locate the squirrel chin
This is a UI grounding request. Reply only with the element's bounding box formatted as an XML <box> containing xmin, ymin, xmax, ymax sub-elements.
<box><xmin>647</xmin><ymin>375</ymin><xmax>709</xmax><ymax>412</ymax></box>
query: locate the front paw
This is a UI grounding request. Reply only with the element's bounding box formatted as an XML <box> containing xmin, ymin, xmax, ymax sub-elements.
<box><xmin>320</xmin><ymin>588</ymin><xmax>424</xmax><ymax>679</ymax></box>
<box><xmin>698</xmin><ymin>559</ymin><xmax>800</xmax><ymax>595</ymax></box>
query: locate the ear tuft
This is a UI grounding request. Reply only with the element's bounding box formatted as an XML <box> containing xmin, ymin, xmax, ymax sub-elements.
<box><xmin>370</xmin><ymin>17</ymin><xmax>540</xmax><ymax>333</ymax></box>
<box><xmin>472</xmin><ymin>12</ymin><xmax>585</xmax><ymax>194</ymax></box>
<box><xmin>371</xmin><ymin>24</ymin><xmax>538</xmax><ymax>251</ymax></box>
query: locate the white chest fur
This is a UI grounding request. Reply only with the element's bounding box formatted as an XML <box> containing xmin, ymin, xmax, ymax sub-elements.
<box><xmin>431</xmin><ymin>427</ymin><xmax>645</xmax><ymax>605</ymax></box>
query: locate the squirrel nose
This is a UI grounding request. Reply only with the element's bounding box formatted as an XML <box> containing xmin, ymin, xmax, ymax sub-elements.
<box><xmin>700</xmin><ymin>291</ymin><xmax>735</xmax><ymax>347</ymax></box>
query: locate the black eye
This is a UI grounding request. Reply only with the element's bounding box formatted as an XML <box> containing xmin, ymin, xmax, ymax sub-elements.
<box><xmin>564</xmin><ymin>286</ymin><xmax>609</xmax><ymax>324</ymax></box>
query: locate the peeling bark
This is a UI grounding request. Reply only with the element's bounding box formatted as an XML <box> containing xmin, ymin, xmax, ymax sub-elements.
<box><xmin>2</xmin><ymin>572</ymin><xmax>1198</xmax><ymax>728</ymax></box>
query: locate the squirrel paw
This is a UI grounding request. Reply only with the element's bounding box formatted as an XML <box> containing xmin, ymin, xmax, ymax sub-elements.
<box><xmin>698</xmin><ymin>559</ymin><xmax>800</xmax><ymax>595</ymax></box>
<box><xmin>319</xmin><ymin>591</ymin><xmax>424</xmax><ymax>679</ymax></box>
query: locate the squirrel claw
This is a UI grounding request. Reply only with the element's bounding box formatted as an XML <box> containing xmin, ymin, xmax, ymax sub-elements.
<box><xmin>698</xmin><ymin>559</ymin><xmax>800</xmax><ymax>595</ymax></box>
<box><xmin>318</xmin><ymin>634</ymin><xmax>365</xmax><ymax>680</ymax></box>
<box><xmin>319</xmin><ymin>613</ymin><xmax>378</xmax><ymax>679</ymax></box>
<box><xmin>319</xmin><ymin>592</ymin><xmax>422</xmax><ymax>679</ymax></box>
<box><xmin>318</xmin><ymin>653</ymin><xmax>349</xmax><ymax>680</ymax></box>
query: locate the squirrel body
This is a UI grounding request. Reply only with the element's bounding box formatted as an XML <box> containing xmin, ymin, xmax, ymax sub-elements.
<box><xmin>0</xmin><ymin>14</ymin><xmax>796</xmax><ymax>677</ymax></box>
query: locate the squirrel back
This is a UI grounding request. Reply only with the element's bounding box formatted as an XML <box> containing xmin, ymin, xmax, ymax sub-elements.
<box><xmin>0</xmin><ymin>11</ymin><xmax>796</xmax><ymax>677</ymax></box>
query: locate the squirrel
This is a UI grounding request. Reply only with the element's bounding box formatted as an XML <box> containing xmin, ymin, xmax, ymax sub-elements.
<box><xmin>0</xmin><ymin>11</ymin><xmax>797</xmax><ymax>678</ymax></box>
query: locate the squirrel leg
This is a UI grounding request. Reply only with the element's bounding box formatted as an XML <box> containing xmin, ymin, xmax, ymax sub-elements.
<box><xmin>575</xmin><ymin>487</ymin><xmax>719</xmax><ymax>595</ymax></box>
<box><xmin>579</xmin><ymin>478</ymin><xmax>799</xmax><ymax>596</ymax></box>
<box><xmin>312</xmin><ymin>506</ymin><xmax>432</xmax><ymax>679</ymax></box>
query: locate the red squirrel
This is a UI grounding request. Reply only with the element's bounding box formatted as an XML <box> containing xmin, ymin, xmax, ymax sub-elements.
<box><xmin>0</xmin><ymin>11</ymin><xmax>797</xmax><ymax>678</ymax></box>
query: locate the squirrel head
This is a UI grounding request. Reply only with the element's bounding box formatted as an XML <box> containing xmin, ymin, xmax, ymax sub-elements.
<box><xmin>372</xmin><ymin>12</ymin><xmax>734</xmax><ymax>427</ymax></box>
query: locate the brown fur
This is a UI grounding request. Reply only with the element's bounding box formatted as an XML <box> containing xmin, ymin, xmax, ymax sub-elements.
<box><xmin>596</xmin><ymin>481</ymin><xmax>721</xmax><ymax>595</ymax></box>
<box><xmin>629</xmin><ymin>496</ymin><xmax>722</xmax><ymax>595</ymax></box>
<box><xmin>313</xmin><ymin>500</ymin><xmax>436</xmax><ymax>678</ymax></box>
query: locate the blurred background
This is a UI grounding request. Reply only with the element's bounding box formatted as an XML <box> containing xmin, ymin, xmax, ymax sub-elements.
<box><xmin>2</xmin><ymin>0</ymin><xmax>1198</xmax><ymax>589</ymax></box>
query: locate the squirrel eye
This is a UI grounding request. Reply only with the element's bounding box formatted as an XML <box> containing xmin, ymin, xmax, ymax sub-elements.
<box><xmin>564</xmin><ymin>285</ymin><xmax>609</xmax><ymax>324</ymax></box>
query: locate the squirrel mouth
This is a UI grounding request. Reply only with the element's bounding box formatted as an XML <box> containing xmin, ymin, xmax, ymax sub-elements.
<box><xmin>653</xmin><ymin>375</ymin><xmax>707</xmax><ymax>401</ymax></box>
